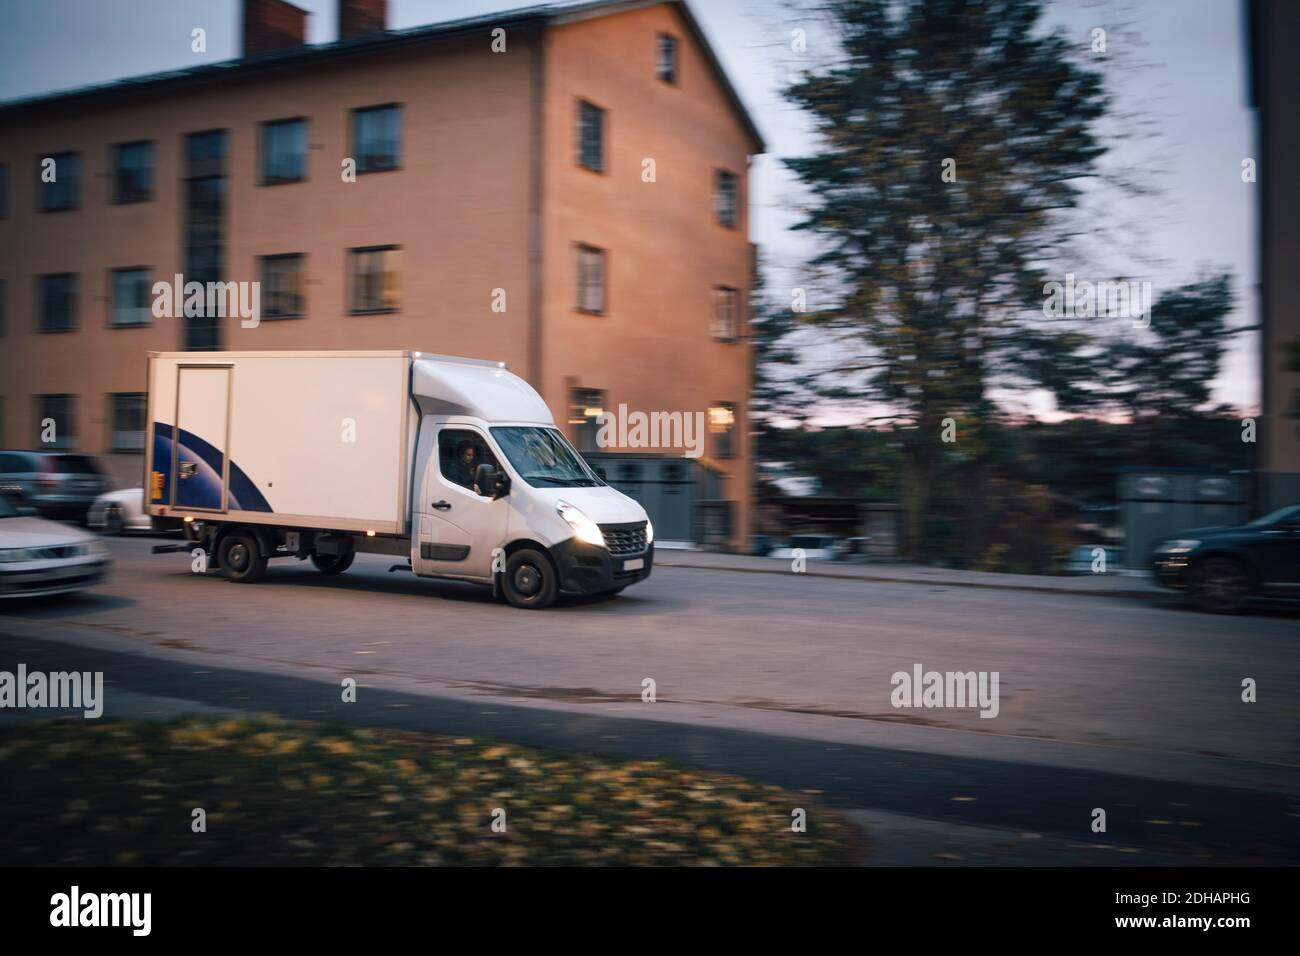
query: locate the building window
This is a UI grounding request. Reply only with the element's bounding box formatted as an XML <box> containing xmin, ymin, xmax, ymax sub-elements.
<box><xmin>112</xmin><ymin>141</ymin><xmax>154</xmax><ymax>203</ymax></box>
<box><xmin>36</xmin><ymin>394</ymin><xmax>76</xmax><ymax>449</ymax></box>
<box><xmin>40</xmin><ymin>152</ymin><xmax>80</xmax><ymax>211</ymax></box>
<box><xmin>711</xmin><ymin>286</ymin><xmax>741</xmax><ymax>341</ymax></box>
<box><xmin>568</xmin><ymin>388</ymin><xmax>606</xmax><ymax>453</ymax></box>
<box><xmin>576</xmin><ymin>100</ymin><xmax>605</xmax><ymax>172</ymax></box>
<box><xmin>109</xmin><ymin>393</ymin><xmax>147</xmax><ymax>452</ymax></box>
<box><xmin>715</xmin><ymin>170</ymin><xmax>738</xmax><ymax>228</ymax></box>
<box><xmin>260</xmin><ymin>254</ymin><xmax>306</xmax><ymax>318</ymax></box>
<box><xmin>261</xmin><ymin>118</ymin><xmax>308</xmax><ymax>184</ymax></box>
<box><xmin>38</xmin><ymin>274</ymin><xmax>77</xmax><ymax>332</ymax></box>
<box><xmin>184</xmin><ymin>129</ymin><xmax>228</xmax><ymax>351</ymax></box>
<box><xmin>110</xmin><ymin>268</ymin><xmax>152</xmax><ymax>327</ymax></box>
<box><xmin>349</xmin><ymin>246</ymin><xmax>401</xmax><ymax>312</ymax></box>
<box><xmin>352</xmin><ymin>105</ymin><xmax>402</xmax><ymax>173</ymax></box>
<box><xmin>709</xmin><ymin>402</ymin><xmax>737</xmax><ymax>458</ymax></box>
<box><xmin>657</xmin><ymin>34</ymin><xmax>678</xmax><ymax>84</ymax></box>
<box><xmin>575</xmin><ymin>244</ymin><xmax>606</xmax><ymax>314</ymax></box>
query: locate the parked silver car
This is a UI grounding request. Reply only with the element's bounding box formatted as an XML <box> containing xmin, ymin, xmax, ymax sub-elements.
<box><xmin>0</xmin><ymin>450</ymin><xmax>110</xmax><ymax>521</ymax></box>
<box><xmin>87</xmin><ymin>486</ymin><xmax>152</xmax><ymax>535</ymax></box>
<box><xmin>0</xmin><ymin>494</ymin><xmax>112</xmax><ymax>599</ymax></box>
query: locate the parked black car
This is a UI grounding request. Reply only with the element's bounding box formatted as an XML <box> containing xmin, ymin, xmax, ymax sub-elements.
<box><xmin>0</xmin><ymin>450</ymin><xmax>110</xmax><ymax>521</ymax></box>
<box><xmin>1151</xmin><ymin>504</ymin><xmax>1300</xmax><ymax>612</ymax></box>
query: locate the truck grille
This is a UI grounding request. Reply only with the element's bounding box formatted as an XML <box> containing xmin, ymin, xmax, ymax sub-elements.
<box><xmin>600</xmin><ymin>521</ymin><xmax>648</xmax><ymax>555</ymax></box>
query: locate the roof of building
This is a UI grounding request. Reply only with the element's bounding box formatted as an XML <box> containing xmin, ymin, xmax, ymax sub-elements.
<box><xmin>0</xmin><ymin>0</ymin><xmax>764</xmax><ymax>150</ymax></box>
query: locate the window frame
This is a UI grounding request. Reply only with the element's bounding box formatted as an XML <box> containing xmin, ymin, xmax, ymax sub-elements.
<box><xmin>567</xmin><ymin>387</ymin><xmax>607</xmax><ymax>454</ymax></box>
<box><xmin>38</xmin><ymin>151</ymin><xmax>81</xmax><ymax>212</ymax></box>
<box><xmin>259</xmin><ymin>117</ymin><xmax>309</xmax><ymax>186</ymax></box>
<box><xmin>107</xmin><ymin>266</ymin><xmax>153</xmax><ymax>329</ymax></box>
<box><xmin>711</xmin><ymin>285</ymin><xmax>742</xmax><ymax>342</ymax></box>
<box><xmin>35</xmin><ymin>393</ymin><xmax>77</xmax><ymax>450</ymax></box>
<box><xmin>573</xmin><ymin>243</ymin><xmax>607</xmax><ymax>315</ymax></box>
<box><xmin>111</xmin><ymin>140</ymin><xmax>155</xmax><ymax>204</ymax></box>
<box><xmin>108</xmin><ymin>392</ymin><xmax>147</xmax><ymax>453</ymax></box>
<box><xmin>714</xmin><ymin>168</ymin><xmax>738</xmax><ymax>228</ymax></box>
<box><xmin>37</xmin><ymin>273</ymin><xmax>78</xmax><ymax>333</ymax></box>
<box><xmin>350</xmin><ymin>104</ymin><xmax>403</xmax><ymax>175</ymax></box>
<box><xmin>709</xmin><ymin>401</ymin><xmax>738</xmax><ymax>459</ymax></box>
<box><xmin>347</xmin><ymin>244</ymin><xmax>402</xmax><ymax>314</ymax></box>
<box><xmin>259</xmin><ymin>253</ymin><xmax>307</xmax><ymax>319</ymax></box>
<box><xmin>657</xmin><ymin>33</ymin><xmax>679</xmax><ymax>85</ymax></box>
<box><xmin>575</xmin><ymin>99</ymin><xmax>606</xmax><ymax>174</ymax></box>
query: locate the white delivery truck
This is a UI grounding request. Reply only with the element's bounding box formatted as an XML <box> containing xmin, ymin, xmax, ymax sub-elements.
<box><xmin>145</xmin><ymin>350</ymin><xmax>653</xmax><ymax>608</ymax></box>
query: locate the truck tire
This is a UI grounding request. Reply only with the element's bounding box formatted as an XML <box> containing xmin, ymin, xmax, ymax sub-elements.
<box><xmin>502</xmin><ymin>548</ymin><xmax>558</xmax><ymax>609</ymax></box>
<box><xmin>311</xmin><ymin>551</ymin><xmax>355</xmax><ymax>574</ymax></box>
<box><xmin>1189</xmin><ymin>556</ymin><xmax>1251</xmax><ymax>614</ymax></box>
<box><xmin>218</xmin><ymin>530</ymin><xmax>268</xmax><ymax>584</ymax></box>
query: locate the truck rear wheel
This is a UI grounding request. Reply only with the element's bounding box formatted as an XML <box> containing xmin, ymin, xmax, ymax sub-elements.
<box><xmin>503</xmin><ymin>548</ymin><xmax>558</xmax><ymax>609</ymax></box>
<box><xmin>311</xmin><ymin>551</ymin><xmax>355</xmax><ymax>574</ymax></box>
<box><xmin>218</xmin><ymin>531</ymin><xmax>268</xmax><ymax>584</ymax></box>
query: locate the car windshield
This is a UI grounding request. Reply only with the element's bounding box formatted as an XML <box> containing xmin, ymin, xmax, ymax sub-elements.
<box><xmin>0</xmin><ymin>496</ymin><xmax>19</xmax><ymax>519</ymax></box>
<box><xmin>490</xmin><ymin>427</ymin><xmax>601</xmax><ymax>488</ymax></box>
<box><xmin>790</xmin><ymin>535</ymin><xmax>830</xmax><ymax>549</ymax></box>
<box><xmin>1247</xmin><ymin>505</ymin><xmax>1300</xmax><ymax>527</ymax></box>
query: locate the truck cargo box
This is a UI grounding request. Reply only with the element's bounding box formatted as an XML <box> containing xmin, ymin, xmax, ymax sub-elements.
<box><xmin>146</xmin><ymin>351</ymin><xmax>416</xmax><ymax>534</ymax></box>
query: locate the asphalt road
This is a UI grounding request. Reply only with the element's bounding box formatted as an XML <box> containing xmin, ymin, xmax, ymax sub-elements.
<box><xmin>2</xmin><ymin>536</ymin><xmax>1298</xmax><ymax>864</ymax></box>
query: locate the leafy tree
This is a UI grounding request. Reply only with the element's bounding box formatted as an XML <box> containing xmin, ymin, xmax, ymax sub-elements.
<box><xmin>781</xmin><ymin>0</ymin><xmax>1112</xmax><ymax>556</ymax></box>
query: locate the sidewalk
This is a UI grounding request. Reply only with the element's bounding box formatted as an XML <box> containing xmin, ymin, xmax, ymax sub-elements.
<box><xmin>655</xmin><ymin>550</ymin><xmax>1161</xmax><ymax>598</ymax></box>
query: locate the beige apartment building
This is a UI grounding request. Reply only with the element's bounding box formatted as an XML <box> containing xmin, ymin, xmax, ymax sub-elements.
<box><xmin>0</xmin><ymin>0</ymin><xmax>762</xmax><ymax>547</ymax></box>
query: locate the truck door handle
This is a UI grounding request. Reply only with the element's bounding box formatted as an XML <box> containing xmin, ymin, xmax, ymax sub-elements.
<box><xmin>432</xmin><ymin>500</ymin><xmax>452</xmax><ymax>511</ymax></box>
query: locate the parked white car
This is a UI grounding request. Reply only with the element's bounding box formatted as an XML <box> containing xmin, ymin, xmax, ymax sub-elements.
<box><xmin>770</xmin><ymin>533</ymin><xmax>842</xmax><ymax>562</ymax></box>
<box><xmin>0</xmin><ymin>495</ymin><xmax>112</xmax><ymax>599</ymax></box>
<box><xmin>87</xmin><ymin>486</ymin><xmax>151</xmax><ymax>534</ymax></box>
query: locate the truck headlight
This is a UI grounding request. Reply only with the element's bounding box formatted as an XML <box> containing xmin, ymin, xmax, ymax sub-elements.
<box><xmin>645</xmin><ymin>519</ymin><xmax>654</xmax><ymax>545</ymax></box>
<box><xmin>557</xmin><ymin>501</ymin><xmax>605</xmax><ymax>548</ymax></box>
<box><xmin>1156</xmin><ymin>539</ymin><xmax>1200</xmax><ymax>555</ymax></box>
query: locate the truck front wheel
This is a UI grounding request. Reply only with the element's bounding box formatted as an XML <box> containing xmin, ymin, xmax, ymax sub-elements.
<box><xmin>502</xmin><ymin>548</ymin><xmax>558</xmax><ymax>609</ymax></box>
<box><xmin>218</xmin><ymin>531</ymin><xmax>268</xmax><ymax>583</ymax></box>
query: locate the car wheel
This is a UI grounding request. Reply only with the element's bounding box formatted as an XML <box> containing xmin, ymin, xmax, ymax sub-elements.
<box><xmin>1190</xmin><ymin>556</ymin><xmax>1251</xmax><ymax>613</ymax></box>
<box><xmin>217</xmin><ymin>531</ymin><xmax>268</xmax><ymax>584</ymax></box>
<box><xmin>104</xmin><ymin>504</ymin><xmax>125</xmax><ymax>536</ymax></box>
<box><xmin>310</xmin><ymin>551</ymin><xmax>355</xmax><ymax>574</ymax></box>
<box><xmin>502</xmin><ymin>548</ymin><xmax>558</xmax><ymax>609</ymax></box>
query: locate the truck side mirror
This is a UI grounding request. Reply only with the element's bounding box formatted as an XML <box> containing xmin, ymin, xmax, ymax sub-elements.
<box><xmin>475</xmin><ymin>463</ymin><xmax>508</xmax><ymax>499</ymax></box>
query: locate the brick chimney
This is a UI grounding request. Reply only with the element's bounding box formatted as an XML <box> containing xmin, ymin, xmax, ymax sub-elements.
<box><xmin>338</xmin><ymin>0</ymin><xmax>387</xmax><ymax>40</ymax></box>
<box><xmin>243</xmin><ymin>0</ymin><xmax>307</xmax><ymax>56</ymax></box>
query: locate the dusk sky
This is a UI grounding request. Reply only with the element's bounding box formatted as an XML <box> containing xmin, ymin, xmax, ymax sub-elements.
<box><xmin>0</xmin><ymin>0</ymin><xmax>1259</xmax><ymax>416</ymax></box>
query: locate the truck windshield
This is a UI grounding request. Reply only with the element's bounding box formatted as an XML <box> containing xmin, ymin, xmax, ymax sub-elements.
<box><xmin>490</xmin><ymin>427</ymin><xmax>601</xmax><ymax>488</ymax></box>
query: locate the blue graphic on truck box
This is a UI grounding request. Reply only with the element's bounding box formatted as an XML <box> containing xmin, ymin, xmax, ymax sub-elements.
<box><xmin>150</xmin><ymin>423</ymin><xmax>272</xmax><ymax>512</ymax></box>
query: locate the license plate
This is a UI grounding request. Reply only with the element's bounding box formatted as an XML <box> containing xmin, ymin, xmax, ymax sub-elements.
<box><xmin>622</xmin><ymin>558</ymin><xmax>644</xmax><ymax>571</ymax></box>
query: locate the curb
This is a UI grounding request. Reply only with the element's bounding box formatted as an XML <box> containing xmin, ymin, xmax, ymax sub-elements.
<box><xmin>654</xmin><ymin>559</ymin><xmax>1160</xmax><ymax>600</ymax></box>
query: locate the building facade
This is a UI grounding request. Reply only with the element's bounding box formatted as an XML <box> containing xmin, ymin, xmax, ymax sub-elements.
<box><xmin>0</xmin><ymin>0</ymin><xmax>761</xmax><ymax>548</ymax></box>
<box><xmin>1250</xmin><ymin>0</ymin><xmax>1300</xmax><ymax>511</ymax></box>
